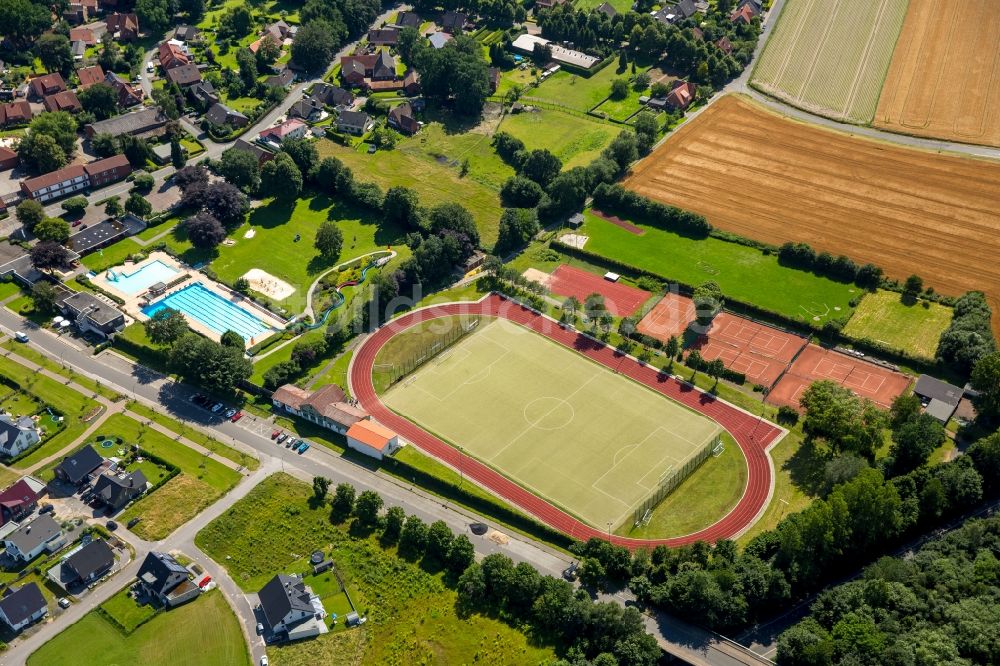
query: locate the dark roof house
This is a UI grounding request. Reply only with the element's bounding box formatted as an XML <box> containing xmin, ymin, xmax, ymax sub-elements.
<box><xmin>388</xmin><ymin>102</ymin><xmax>419</xmax><ymax>134</ymax></box>
<box><xmin>44</xmin><ymin>90</ymin><xmax>82</xmax><ymax>113</ymax></box>
<box><xmin>85</xmin><ymin>108</ymin><xmax>167</xmax><ymax>139</ymax></box>
<box><xmin>54</xmin><ymin>445</ymin><xmax>104</xmax><ymax>485</ymax></box>
<box><xmin>311</xmin><ymin>83</ymin><xmax>353</xmax><ymax>108</ymax></box>
<box><xmin>205</xmin><ymin>103</ymin><xmax>249</xmax><ymax>127</ymax></box>
<box><xmin>62</xmin><ymin>539</ymin><xmax>115</xmax><ymax>586</ymax></box>
<box><xmin>595</xmin><ymin>2</ymin><xmax>617</xmax><ymax>17</ymax></box>
<box><xmin>914</xmin><ymin>375</ymin><xmax>965</xmax><ymax>424</ymax></box>
<box><xmin>137</xmin><ymin>552</ymin><xmax>199</xmax><ymax>607</ymax></box>
<box><xmin>165</xmin><ymin>63</ymin><xmax>201</xmax><ymax>87</ymax></box>
<box><xmin>258</xmin><ymin>574</ymin><xmax>325</xmax><ymax>639</ymax></box>
<box><xmin>0</xmin><ymin>583</ymin><xmax>47</xmax><ymax>632</ymax></box>
<box><xmin>188</xmin><ymin>80</ymin><xmax>219</xmax><ymax>107</ymax></box>
<box><xmin>441</xmin><ymin>11</ymin><xmax>467</xmax><ymax>33</ymax></box>
<box><xmin>92</xmin><ymin>470</ymin><xmax>147</xmax><ymax>510</ymax></box>
<box><xmin>368</xmin><ymin>28</ymin><xmax>399</xmax><ymax>45</ymax></box>
<box><xmin>393</xmin><ymin>10</ymin><xmax>421</xmax><ymax>29</ymax></box>
<box><xmin>265</xmin><ymin>68</ymin><xmax>294</xmax><ymax>88</ymax></box>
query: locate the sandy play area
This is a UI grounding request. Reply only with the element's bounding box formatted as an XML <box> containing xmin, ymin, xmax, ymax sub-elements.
<box><xmin>242</xmin><ymin>268</ymin><xmax>295</xmax><ymax>300</ymax></box>
<box><xmin>559</xmin><ymin>233</ymin><xmax>589</xmax><ymax>248</ymax></box>
<box><xmin>522</xmin><ymin>268</ymin><xmax>553</xmax><ymax>288</ymax></box>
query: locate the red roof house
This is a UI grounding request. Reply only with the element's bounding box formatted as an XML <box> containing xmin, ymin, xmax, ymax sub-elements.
<box><xmin>0</xmin><ymin>480</ymin><xmax>44</xmax><ymax>525</ymax></box>
<box><xmin>44</xmin><ymin>90</ymin><xmax>83</xmax><ymax>113</ymax></box>
<box><xmin>77</xmin><ymin>64</ymin><xmax>106</xmax><ymax>89</ymax></box>
<box><xmin>666</xmin><ymin>80</ymin><xmax>697</xmax><ymax>110</ymax></box>
<box><xmin>29</xmin><ymin>73</ymin><xmax>67</xmax><ymax>100</ymax></box>
<box><xmin>158</xmin><ymin>42</ymin><xmax>189</xmax><ymax>70</ymax></box>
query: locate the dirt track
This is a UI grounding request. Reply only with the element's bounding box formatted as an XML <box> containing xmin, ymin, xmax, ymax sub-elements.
<box><xmin>875</xmin><ymin>0</ymin><xmax>1000</xmax><ymax>147</ymax></box>
<box><xmin>625</xmin><ymin>95</ymin><xmax>1000</xmax><ymax>337</ymax></box>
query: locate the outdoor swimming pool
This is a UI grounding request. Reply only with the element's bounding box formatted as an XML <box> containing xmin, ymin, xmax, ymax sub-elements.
<box><xmin>142</xmin><ymin>282</ymin><xmax>271</xmax><ymax>342</ymax></box>
<box><xmin>108</xmin><ymin>260</ymin><xmax>180</xmax><ymax>295</ymax></box>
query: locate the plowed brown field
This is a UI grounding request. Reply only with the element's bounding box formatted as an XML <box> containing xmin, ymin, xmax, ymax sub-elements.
<box><xmin>624</xmin><ymin>95</ymin><xmax>1000</xmax><ymax>337</ymax></box>
<box><xmin>875</xmin><ymin>0</ymin><xmax>1000</xmax><ymax>147</ymax></box>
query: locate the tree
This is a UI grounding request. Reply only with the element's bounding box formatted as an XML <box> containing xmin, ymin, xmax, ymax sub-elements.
<box><xmin>889</xmin><ymin>413</ymin><xmax>945</xmax><ymax>475</ymax></box>
<box><xmin>602</xmin><ymin>130</ymin><xmax>639</xmax><ymax>174</ymax></box>
<box><xmin>260</xmin><ymin>152</ymin><xmax>302</xmax><ymax>199</ymax></box>
<box><xmin>219</xmin><ymin>148</ymin><xmax>260</xmax><ymax>192</ymax></box>
<box><xmin>314</xmin><ymin>222</ymin><xmax>343</xmax><ymax>260</ymax></box>
<box><xmin>382</xmin><ymin>505</ymin><xmax>405</xmax><ymax>542</ymax></box>
<box><xmin>184</xmin><ymin>212</ymin><xmax>227</xmax><ymax>249</ymax></box>
<box><xmin>519</xmin><ymin>149</ymin><xmax>562</xmax><ymax>187</ymax></box>
<box><xmin>15</xmin><ymin>200</ymin><xmax>45</xmax><ymax>232</ymax></box>
<box><xmin>398</xmin><ymin>26</ymin><xmax>421</xmax><ymax>62</ymax></box>
<box><xmin>424</xmin><ymin>520</ymin><xmax>454</xmax><ymax>566</ymax></box>
<box><xmin>34</xmin><ymin>33</ymin><xmax>73</xmax><ymax>75</ymax></box>
<box><xmin>104</xmin><ymin>197</ymin><xmax>123</xmax><ymax>218</ymax></box>
<box><xmin>18</xmin><ymin>133</ymin><xmax>67</xmax><ymax>174</ymax></box>
<box><xmin>60</xmin><ymin>196</ymin><xmax>88</xmax><ymax>217</ymax></box>
<box><xmin>281</xmin><ymin>139</ymin><xmax>319</xmax><ymax>179</ymax></box>
<box><xmin>889</xmin><ymin>393</ymin><xmax>922</xmax><ymax>430</ymax></box>
<box><xmin>330</xmin><ymin>482</ymin><xmax>356</xmax><ymax>520</ymax></box>
<box><xmin>29</xmin><ymin>241</ymin><xmax>70</xmax><ymax>271</ymax></box>
<box><xmin>167</xmin><ymin>333</ymin><xmax>252</xmax><ymax>393</ymax></box>
<box><xmin>692</xmin><ymin>281</ymin><xmax>724</xmax><ymax>326</ymax></box>
<box><xmin>78</xmin><ymin>83</ymin><xmax>118</xmax><ymax>120</ymax></box>
<box><xmin>776</xmin><ymin>618</ymin><xmax>833</xmax><ymax>666</ymax></box>
<box><xmin>178</xmin><ymin>0</ymin><xmax>203</xmax><ymax>20</ymax></box>
<box><xmin>152</xmin><ymin>88</ymin><xmax>179</xmax><ymax>120</ymax></box>
<box><xmin>903</xmin><ymin>274</ymin><xmax>924</xmax><ymax>299</ymax></box>
<box><xmin>0</xmin><ymin>0</ymin><xmax>52</xmax><ymax>49</ymax></box>
<box><xmin>610</xmin><ymin>78</ymin><xmax>630</xmax><ymax>100</ymax></box>
<box><xmin>144</xmin><ymin>307</ymin><xmax>189</xmax><ymax>345</ymax></box>
<box><xmin>33</xmin><ymin>217</ymin><xmax>71</xmax><ymax>243</ymax></box>
<box><xmin>494</xmin><ymin>208</ymin><xmax>540</xmax><ymax>255</ymax></box>
<box><xmin>170</xmin><ymin>139</ymin><xmax>186</xmax><ymax>169</ymax></box>
<box><xmin>90</xmin><ymin>132</ymin><xmax>120</xmax><ymax>158</ymax></box>
<box><xmin>255</xmin><ymin>35</ymin><xmax>281</xmax><ymax>66</ymax></box>
<box><xmin>235</xmin><ymin>47</ymin><xmax>258</xmax><ymax>89</ymax></box>
<box><xmin>579</xmin><ymin>557</ymin><xmax>607</xmax><ymax>588</ymax></box>
<box><xmin>219</xmin><ymin>330</ymin><xmax>244</xmax><ymax>349</ymax></box>
<box><xmin>970</xmin><ymin>351</ymin><xmax>1000</xmax><ymax>421</ymax></box>
<box><xmin>291</xmin><ymin>20</ymin><xmax>338</xmax><ymax>75</ymax></box>
<box><xmin>135</xmin><ymin>0</ymin><xmax>172</xmax><ymax>33</ymax></box>
<box><xmin>800</xmin><ymin>381</ymin><xmax>886</xmax><ymax>459</ymax></box>
<box><xmin>447</xmin><ymin>535</ymin><xmax>475</xmax><ymax>574</ymax></box>
<box><xmin>399</xmin><ymin>515</ymin><xmax>429</xmax><ymax>557</ymax></box>
<box><xmin>354</xmin><ymin>490</ymin><xmax>383</xmax><ymax>526</ymax></box>
<box><xmin>633</xmin><ymin>111</ymin><xmax>658</xmax><ymax>154</ymax></box>
<box><xmin>31</xmin><ymin>281</ymin><xmax>59</xmax><ymax>314</ymax></box>
<box><xmin>665</xmin><ymin>335</ymin><xmax>680</xmax><ymax>358</ymax></box>
<box><xmin>499</xmin><ymin>176</ymin><xmax>545</xmax><ymax>208</ymax></box>
<box><xmin>132</xmin><ymin>173</ymin><xmax>154</xmax><ymax>192</ymax></box>
<box><xmin>124</xmin><ymin>192</ymin><xmax>152</xmax><ymax>218</ymax></box>
<box><xmin>312</xmin><ymin>476</ymin><xmax>330</xmax><ymax>502</ymax></box>
<box><xmin>384</xmin><ymin>186</ymin><xmax>422</xmax><ymax>229</ymax></box>
<box><xmin>219</xmin><ymin>4</ymin><xmax>252</xmax><ymax>38</ymax></box>
<box><xmin>201</xmin><ymin>182</ymin><xmax>249</xmax><ymax>229</ymax></box>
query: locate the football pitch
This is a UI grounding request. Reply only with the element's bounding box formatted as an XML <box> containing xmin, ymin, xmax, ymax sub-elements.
<box><xmin>383</xmin><ymin>318</ymin><xmax>722</xmax><ymax>529</ymax></box>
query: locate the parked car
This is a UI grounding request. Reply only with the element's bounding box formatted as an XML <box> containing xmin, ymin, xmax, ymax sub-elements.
<box><xmin>71</xmin><ymin>219</ymin><xmax>83</xmax><ymax>227</ymax></box>
<box><xmin>231</xmin><ymin>411</ymin><xmax>244</xmax><ymax>422</ymax></box>
<box><xmin>14</xmin><ymin>331</ymin><xmax>28</xmax><ymax>343</ymax></box>
<box><xmin>58</xmin><ymin>598</ymin><xmax>71</xmax><ymax>609</ymax></box>
<box><xmin>210</xmin><ymin>402</ymin><xmax>224</xmax><ymax>413</ymax></box>
<box><xmin>190</xmin><ymin>394</ymin><xmax>204</xmax><ymax>403</ymax></box>
<box><xmin>126</xmin><ymin>517</ymin><xmax>141</xmax><ymax>529</ymax></box>
<box><xmin>285</xmin><ymin>438</ymin><xmax>297</xmax><ymax>448</ymax></box>
<box><xmin>106</xmin><ymin>520</ymin><xmax>118</xmax><ymax>531</ymax></box>
<box><xmin>297</xmin><ymin>442</ymin><xmax>310</xmax><ymax>454</ymax></box>
<box><xmin>256</xmin><ymin>622</ymin><xmax>264</xmax><ymax>635</ymax></box>
<box><xmin>39</xmin><ymin>503</ymin><xmax>54</xmax><ymax>515</ymax></box>
<box><xmin>276</xmin><ymin>433</ymin><xmax>288</xmax><ymax>444</ymax></box>
<box><xmin>261</xmin><ymin>657</ymin><xmax>269</xmax><ymax>666</ymax></box>
<box><xmin>271</xmin><ymin>429</ymin><xmax>281</xmax><ymax>439</ymax></box>
<box><xmin>224</xmin><ymin>408</ymin><xmax>237</xmax><ymax>419</ymax></box>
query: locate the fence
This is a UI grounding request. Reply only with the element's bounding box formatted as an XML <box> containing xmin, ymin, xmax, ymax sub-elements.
<box><xmin>630</xmin><ymin>433</ymin><xmax>721</xmax><ymax>528</ymax></box>
<box><xmin>374</xmin><ymin>316</ymin><xmax>481</xmax><ymax>388</ymax></box>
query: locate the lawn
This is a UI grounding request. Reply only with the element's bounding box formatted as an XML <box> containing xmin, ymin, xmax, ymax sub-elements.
<box><xmin>1</xmin><ymin>340</ymin><xmax>122</xmax><ymax>401</ymax></box>
<box><xmin>126</xmin><ymin>402</ymin><xmax>259</xmax><ymax>470</ymax></box>
<box><xmin>578</xmin><ymin>210</ymin><xmax>858</xmax><ymax>326</ymax></box>
<box><xmin>396</xmin><ymin>120</ymin><xmax>514</xmax><ymax>193</ymax></box>
<box><xmin>736</xmin><ymin>429</ymin><xmax>811</xmax><ymax>546</ymax></box>
<box><xmin>497</xmin><ymin>110</ymin><xmax>618</xmax><ymax>170</ymax></box>
<box><xmin>210</xmin><ymin>195</ymin><xmax>409</xmax><ymax>314</ymax></box>
<box><xmin>317</xmin><ymin>137</ymin><xmax>505</xmax><ymax>248</ymax></box>
<box><xmin>843</xmin><ymin>289</ymin><xmax>952</xmax><ymax>359</ymax></box>
<box><xmin>617</xmin><ymin>432</ymin><xmax>746</xmax><ymax>538</ymax></box>
<box><xmin>0</xmin><ymin>355</ymin><xmax>103</xmax><ymax>469</ymax></box>
<box><xmin>0</xmin><ymin>280</ymin><xmax>21</xmax><ymax>300</ymax></box>
<box><xmin>372</xmin><ymin>314</ymin><xmax>482</xmax><ymax>393</ymax></box>
<box><xmin>196</xmin><ymin>474</ymin><xmax>553</xmax><ymax>666</ymax></box>
<box><xmin>524</xmin><ymin>62</ymin><xmax>642</xmax><ymax>113</ymax></box>
<box><xmin>80</xmin><ymin>238</ymin><xmax>144</xmax><ymax>272</ymax></box>
<box><xmin>28</xmin><ymin>589</ymin><xmax>250</xmax><ymax>666</ymax></box>
<box><xmin>100</xmin><ymin>586</ymin><xmax>158</xmax><ymax>633</ymax></box>
<box><xmin>383</xmin><ymin>318</ymin><xmax>722</xmax><ymax>529</ymax></box>
<box><xmin>121</xmin><ymin>474</ymin><xmax>220</xmax><ymax>540</ymax></box>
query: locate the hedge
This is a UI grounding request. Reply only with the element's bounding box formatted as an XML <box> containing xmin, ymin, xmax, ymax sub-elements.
<box><xmin>592</xmin><ymin>184</ymin><xmax>712</xmax><ymax>237</ymax></box>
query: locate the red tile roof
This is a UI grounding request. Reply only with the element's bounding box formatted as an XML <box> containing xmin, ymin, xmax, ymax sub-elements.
<box><xmin>77</xmin><ymin>65</ymin><xmax>106</xmax><ymax>89</ymax></box>
<box><xmin>346</xmin><ymin>420</ymin><xmax>397</xmax><ymax>451</ymax></box>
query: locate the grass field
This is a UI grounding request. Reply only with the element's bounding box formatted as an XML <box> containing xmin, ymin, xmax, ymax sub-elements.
<box><xmin>100</xmin><ymin>586</ymin><xmax>159</xmax><ymax>633</ymax></box>
<box><xmin>496</xmin><ymin>110</ymin><xmax>618</xmax><ymax>170</ymax></box>
<box><xmin>196</xmin><ymin>473</ymin><xmax>553</xmax><ymax>666</ymax></box>
<box><xmin>317</xmin><ymin>133</ymin><xmax>505</xmax><ymax>247</ymax></box>
<box><xmin>874</xmin><ymin>0</ymin><xmax>1000</xmax><ymax>147</ymax></box>
<box><xmin>383</xmin><ymin>318</ymin><xmax>721</xmax><ymax>529</ymax></box>
<box><xmin>372</xmin><ymin>314</ymin><xmax>482</xmax><ymax>393</ymax></box>
<box><xmin>578</xmin><ymin>210</ymin><xmax>857</xmax><ymax>325</ymax></box>
<box><xmin>624</xmin><ymin>95</ymin><xmax>1000</xmax><ymax>338</ymax></box>
<box><xmin>126</xmin><ymin>402</ymin><xmax>259</xmax><ymax>470</ymax></box>
<box><xmin>1</xmin><ymin>341</ymin><xmax>122</xmax><ymax>400</ymax></box>
<box><xmin>524</xmin><ymin>63</ymin><xmax>642</xmax><ymax>113</ymax></box>
<box><xmin>842</xmin><ymin>290</ymin><xmax>952</xmax><ymax>359</ymax></box>
<box><xmin>752</xmin><ymin>0</ymin><xmax>908</xmax><ymax>123</ymax></box>
<box><xmin>28</xmin><ymin>590</ymin><xmax>250</xmax><ymax>666</ymax></box>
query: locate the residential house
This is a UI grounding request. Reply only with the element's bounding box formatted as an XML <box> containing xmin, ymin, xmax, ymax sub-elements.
<box><xmin>310</xmin><ymin>83</ymin><xmax>353</xmax><ymax>108</ymax></box>
<box><xmin>0</xmin><ymin>478</ymin><xmax>46</xmax><ymax>525</ymax></box>
<box><xmin>43</xmin><ymin>90</ymin><xmax>83</xmax><ymax>113</ymax></box>
<box><xmin>367</xmin><ymin>28</ymin><xmax>399</xmax><ymax>46</ymax></box>
<box><xmin>137</xmin><ymin>552</ymin><xmax>200</xmax><ymax>607</ymax></box>
<box><xmin>103</xmin><ymin>71</ymin><xmax>144</xmax><ymax>107</ymax></box>
<box><xmin>258</xmin><ymin>574</ymin><xmax>327</xmax><ymax>641</ymax></box>
<box><xmin>653</xmin><ymin>0</ymin><xmax>697</xmax><ymax>25</ymax></box>
<box><xmin>393</xmin><ymin>10</ymin><xmax>421</xmax><ymax>29</ymax></box>
<box><xmin>364</xmin><ymin>69</ymin><xmax>420</xmax><ymax>95</ymax></box>
<box><xmin>72</xmin><ymin>40</ymin><xmax>88</xmax><ymax>60</ymax></box>
<box><xmin>0</xmin><ymin>584</ymin><xmax>47</xmax><ymax>633</ymax></box>
<box><xmin>165</xmin><ymin>63</ymin><xmax>202</xmax><ymax>87</ymax></box>
<box><xmin>76</xmin><ymin>64</ymin><xmax>106</xmax><ymax>89</ymax></box>
<box><xmin>158</xmin><ymin>42</ymin><xmax>189</xmax><ymax>70</ymax></box>
<box><xmin>913</xmin><ymin>374</ymin><xmax>965</xmax><ymax>424</ymax></box>
<box><xmin>341</xmin><ymin>50</ymin><xmax>397</xmax><ymax>85</ymax></box>
<box><xmin>666</xmin><ymin>79</ymin><xmax>697</xmax><ymax>110</ymax></box>
<box><xmin>53</xmin><ymin>445</ymin><xmax>105</xmax><ymax>486</ymax></box>
<box><xmin>188</xmin><ymin>80</ymin><xmax>219</xmax><ymax>108</ymax></box>
<box><xmin>595</xmin><ymin>2</ymin><xmax>617</xmax><ymax>18</ymax></box>
<box><xmin>259</xmin><ymin>117</ymin><xmax>308</xmax><ymax>145</ymax></box>
<box><xmin>731</xmin><ymin>0</ymin><xmax>760</xmax><ymax>24</ymax></box>
<box><xmin>106</xmin><ymin>12</ymin><xmax>140</xmax><ymax>41</ymax></box>
<box><xmin>265</xmin><ymin>20</ymin><xmax>296</xmax><ymax>43</ymax></box>
<box><xmin>428</xmin><ymin>31</ymin><xmax>452</xmax><ymax>49</ymax></box>
<box><xmin>63</xmin><ymin>0</ymin><xmax>98</xmax><ymax>24</ymax></box>
<box><xmin>336</xmin><ymin>110</ymin><xmax>373</xmax><ymax>136</ymax></box>
<box><xmin>288</xmin><ymin>97</ymin><xmax>323</xmax><ymax>122</ymax></box>
<box><xmin>272</xmin><ymin>384</ymin><xmax>368</xmax><ymax>435</ymax></box>
<box><xmin>346</xmin><ymin>420</ymin><xmax>400</xmax><ymax>460</ymax></box>
<box><xmin>205</xmin><ymin>102</ymin><xmax>249</xmax><ymax>128</ymax></box>
<box><xmin>0</xmin><ymin>101</ymin><xmax>33</xmax><ymax>127</ymax></box>
<box><xmin>388</xmin><ymin>102</ymin><xmax>419</xmax><ymax>134</ymax></box>
<box><xmin>91</xmin><ymin>469</ymin><xmax>147</xmax><ymax>510</ymax></box>
<box><xmin>58</xmin><ymin>291</ymin><xmax>127</xmax><ymax>339</ymax></box>
<box><xmin>0</xmin><ymin>415</ymin><xmax>41</xmax><ymax>460</ymax></box>
<box><xmin>0</xmin><ymin>146</ymin><xmax>18</xmax><ymax>170</ymax></box>
<box><xmin>20</xmin><ymin>165</ymin><xmax>89</xmax><ymax>203</ymax></box>
<box><xmin>715</xmin><ymin>36</ymin><xmax>733</xmax><ymax>55</ymax></box>
<box><xmin>535</xmin><ymin>0</ymin><xmax>567</xmax><ymax>8</ymax></box>
<box><xmin>85</xmin><ymin>107</ymin><xmax>166</xmax><ymax>139</ymax></box>
<box><xmin>29</xmin><ymin>73</ymin><xmax>67</xmax><ymax>100</ymax></box>
<box><xmin>264</xmin><ymin>68</ymin><xmax>294</xmax><ymax>88</ymax></box>
<box><xmin>174</xmin><ymin>25</ymin><xmax>201</xmax><ymax>42</ymax></box>
<box><xmin>86</xmin><ymin>153</ymin><xmax>131</xmax><ymax>187</ymax></box>
<box><xmin>441</xmin><ymin>11</ymin><xmax>467</xmax><ymax>33</ymax></box>
<box><xmin>249</xmin><ymin>34</ymin><xmax>279</xmax><ymax>55</ymax></box>
<box><xmin>232</xmin><ymin>138</ymin><xmax>274</xmax><ymax>166</ymax></box>
<box><xmin>61</xmin><ymin>539</ymin><xmax>114</xmax><ymax>586</ymax></box>
<box><xmin>2</xmin><ymin>515</ymin><xmax>64</xmax><ymax>563</ymax></box>
<box><xmin>690</xmin><ymin>26</ymin><xmax>704</xmax><ymax>41</ymax></box>
<box><xmin>69</xmin><ymin>27</ymin><xmax>98</xmax><ymax>46</ymax></box>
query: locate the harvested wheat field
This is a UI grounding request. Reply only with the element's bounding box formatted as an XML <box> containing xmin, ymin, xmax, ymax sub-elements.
<box><xmin>624</xmin><ymin>95</ymin><xmax>1000</xmax><ymax>337</ymax></box>
<box><xmin>874</xmin><ymin>0</ymin><xmax>1000</xmax><ymax>147</ymax></box>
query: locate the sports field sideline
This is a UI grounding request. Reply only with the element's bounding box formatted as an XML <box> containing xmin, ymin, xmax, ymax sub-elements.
<box><xmin>383</xmin><ymin>318</ymin><xmax>722</xmax><ymax>529</ymax></box>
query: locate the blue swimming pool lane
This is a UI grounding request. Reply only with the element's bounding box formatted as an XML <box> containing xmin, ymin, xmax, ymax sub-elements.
<box><xmin>142</xmin><ymin>282</ymin><xmax>271</xmax><ymax>342</ymax></box>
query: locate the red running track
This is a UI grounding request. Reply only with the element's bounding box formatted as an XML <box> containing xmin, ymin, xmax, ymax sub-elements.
<box><xmin>350</xmin><ymin>295</ymin><xmax>783</xmax><ymax>548</ymax></box>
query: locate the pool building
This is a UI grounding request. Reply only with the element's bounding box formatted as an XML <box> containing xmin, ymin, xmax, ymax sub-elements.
<box><xmin>90</xmin><ymin>252</ymin><xmax>286</xmax><ymax>345</ymax></box>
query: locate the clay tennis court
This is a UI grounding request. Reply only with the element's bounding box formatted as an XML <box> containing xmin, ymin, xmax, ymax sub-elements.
<box><xmin>689</xmin><ymin>313</ymin><xmax>807</xmax><ymax>388</ymax></box>
<box><xmin>637</xmin><ymin>292</ymin><xmax>696</xmax><ymax>341</ymax></box>
<box><xmin>548</xmin><ymin>264</ymin><xmax>650</xmax><ymax>317</ymax></box>
<box><xmin>768</xmin><ymin>344</ymin><xmax>911</xmax><ymax>409</ymax></box>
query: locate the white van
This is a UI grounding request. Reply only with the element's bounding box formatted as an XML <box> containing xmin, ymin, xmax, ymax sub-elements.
<box><xmin>14</xmin><ymin>331</ymin><xmax>28</xmax><ymax>343</ymax></box>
